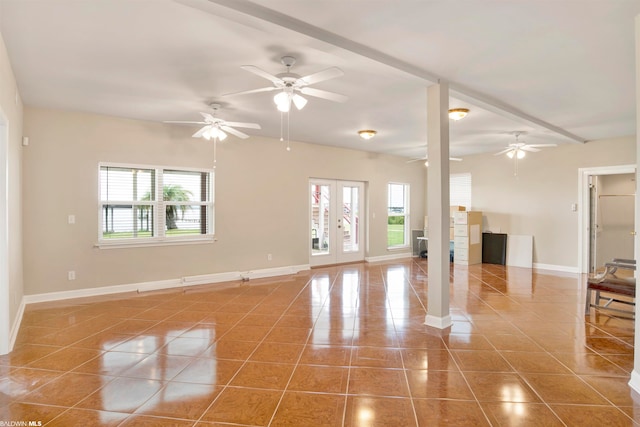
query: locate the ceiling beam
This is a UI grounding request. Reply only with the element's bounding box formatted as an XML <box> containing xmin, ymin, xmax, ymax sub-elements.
<box><xmin>192</xmin><ymin>0</ymin><xmax>586</xmax><ymax>144</ymax></box>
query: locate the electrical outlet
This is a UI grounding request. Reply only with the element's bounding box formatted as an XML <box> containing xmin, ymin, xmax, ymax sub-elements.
<box><xmin>68</xmin><ymin>271</ymin><xmax>76</xmax><ymax>280</ymax></box>
<box><xmin>68</xmin><ymin>214</ymin><xmax>76</xmax><ymax>224</ymax></box>
<box><xmin>267</xmin><ymin>253</ymin><xmax>272</xmax><ymax>261</ymax></box>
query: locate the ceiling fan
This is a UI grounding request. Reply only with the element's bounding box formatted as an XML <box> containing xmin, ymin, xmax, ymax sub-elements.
<box><xmin>224</xmin><ymin>56</ymin><xmax>348</xmax><ymax>112</ymax></box>
<box><xmin>494</xmin><ymin>132</ymin><xmax>556</xmax><ymax>159</ymax></box>
<box><xmin>164</xmin><ymin>103</ymin><xmax>261</xmax><ymax>141</ymax></box>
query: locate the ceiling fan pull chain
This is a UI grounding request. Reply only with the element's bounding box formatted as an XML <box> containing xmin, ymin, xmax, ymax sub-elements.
<box><xmin>288</xmin><ymin>116</ymin><xmax>291</xmax><ymax>151</ymax></box>
<box><xmin>213</xmin><ymin>139</ymin><xmax>217</xmax><ymax>169</ymax></box>
<box><xmin>280</xmin><ymin>111</ymin><xmax>284</xmax><ymax>142</ymax></box>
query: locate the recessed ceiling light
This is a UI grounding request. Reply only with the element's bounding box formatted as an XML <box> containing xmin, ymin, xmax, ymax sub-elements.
<box><xmin>448</xmin><ymin>108</ymin><xmax>469</xmax><ymax>121</ymax></box>
<box><xmin>358</xmin><ymin>130</ymin><xmax>377</xmax><ymax>140</ymax></box>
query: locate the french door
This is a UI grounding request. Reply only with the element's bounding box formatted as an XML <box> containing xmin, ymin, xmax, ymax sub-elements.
<box><xmin>310</xmin><ymin>179</ymin><xmax>365</xmax><ymax>266</ymax></box>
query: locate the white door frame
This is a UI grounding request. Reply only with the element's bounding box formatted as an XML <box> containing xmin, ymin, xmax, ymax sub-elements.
<box><xmin>309</xmin><ymin>179</ymin><xmax>366</xmax><ymax>267</ymax></box>
<box><xmin>578</xmin><ymin>164</ymin><xmax>636</xmax><ymax>274</ymax></box>
<box><xmin>0</xmin><ymin>113</ymin><xmax>9</xmax><ymax>354</ymax></box>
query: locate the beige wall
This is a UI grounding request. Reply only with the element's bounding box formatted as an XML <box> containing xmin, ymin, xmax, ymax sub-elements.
<box><xmin>22</xmin><ymin>107</ymin><xmax>425</xmax><ymax>296</ymax></box>
<box><xmin>450</xmin><ymin>136</ymin><xmax>635</xmax><ymax>269</ymax></box>
<box><xmin>0</xmin><ymin>30</ymin><xmax>24</xmax><ymax>343</ymax></box>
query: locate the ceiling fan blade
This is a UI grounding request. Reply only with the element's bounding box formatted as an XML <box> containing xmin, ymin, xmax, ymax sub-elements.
<box><xmin>220</xmin><ymin>125</ymin><xmax>249</xmax><ymax>139</ymax></box>
<box><xmin>299</xmin><ymin>87</ymin><xmax>348</xmax><ymax>103</ymax></box>
<box><xmin>494</xmin><ymin>148</ymin><xmax>513</xmax><ymax>156</ymax></box>
<box><xmin>299</xmin><ymin>67</ymin><xmax>344</xmax><ymax>85</ymax></box>
<box><xmin>241</xmin><ymin>65</ymin><xmax>283</xmax><ymax>84</ymax></box>
<box><xmin>526</xmin><ymin>144</ymin><xmax>557</xmax><ymax>148</ymax></box>
<box><xmin>199</xmin><ymin>112</ymin><xmax>215</xmax><ymax>122</ymax></box>
<box><xmin>222</xmin><ymin>86</ymin><xmax>279</xmax><ymax>97</ymax></box>
<box><xmin>223</xmin><ymin>121</ymin><xmax>261</xmax><ymax>130</ymax></box>
<box><xmin>163</xmin><ymin>120</ymin><xmax>207</xmax><ymax>125</ymax></box>
<box><xmin>406</xmin><ymin>157</ymin><xmax>428</xmax><ymax>163</ymax></box>
<box><xmin>192</xmin><ymin>125</ymin><xmax>210</xmax><ymax>139</ymax></box>
<box><xmin>520</xmin><ymin>146</ymin><xmax>541</xmax><ymax>152</ymax></box>
<box><xmin>407</xmin><ymin>156</ymin><xmax>462</xmax><ymax>163</ymax></box>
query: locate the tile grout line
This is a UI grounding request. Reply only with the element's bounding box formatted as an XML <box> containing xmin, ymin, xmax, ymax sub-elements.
<box><xmin>266</xmin><ymin>268</ymin><xmax>348</xmax><ymax>427</ymax></box>
<box><xmin>390</xmin><ymin>262</ymin><xmax>420</xmax><ymax>427</ymax></box>
<box><xmin>192</xmin><ymin>281</ymin><xmax>298</xmax><ymax>426</ymax></box>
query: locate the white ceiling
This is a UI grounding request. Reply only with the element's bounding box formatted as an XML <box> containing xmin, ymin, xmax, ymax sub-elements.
<box><xmin>0</xmin><ymin>0</ymin><xmax>638</xmax><ymax>159</ymax></box>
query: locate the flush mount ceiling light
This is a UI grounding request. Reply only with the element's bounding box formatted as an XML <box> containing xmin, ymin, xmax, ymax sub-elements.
<box><xmin>448</xmin><ymin>108</ymin><xmax>469</xmax><ymax>121</ymax></box>
<box><xmin>358</xmin><ymin>130</ymin><xmax>377</xmax><ymax>140</ymax></box>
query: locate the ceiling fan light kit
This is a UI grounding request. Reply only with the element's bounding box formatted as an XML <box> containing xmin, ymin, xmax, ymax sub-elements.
<box><xmin>202</xmin><ymin>127</ymin><xmax>227</xmax><ymax>141</ymax></box>
<box><xmin>506</xmin><ymin>149</ymin><xmax>525</xmax><ymax>159</ymax></box>
<box><xmin>274</xmin><ymin>90</ymin><xmax>308</xmax><ymax>112</ymax></box>
<box><xmin>358</xmin><ymin>130</ymin><xmax>377</xmax><ymax>140</ymax></box>
<box><xmin>448</xmin><ymin>108</ymin><xmax>469</xmax><ymax>121</ymax></box>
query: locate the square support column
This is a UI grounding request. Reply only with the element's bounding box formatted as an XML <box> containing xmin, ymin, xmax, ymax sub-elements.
<box><xmin>628</xmin><ymin>14</ymin><xmax>640</xmax><ymax>395</ymax></box>
<box><xmin>424</xmin><ymin>82</ymin><xmax>452</xmax><ymax>329</ymax></box>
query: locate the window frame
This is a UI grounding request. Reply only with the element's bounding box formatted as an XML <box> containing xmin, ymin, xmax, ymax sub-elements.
<box><xmin>98</xmin><ymin>162</ymin><xmax>215</xmax><ymax>249</ymax></box>
<box><xmin>387</xmin><ymin>182</ymin><xmax>410</xmax><ymax>249</ymax></box>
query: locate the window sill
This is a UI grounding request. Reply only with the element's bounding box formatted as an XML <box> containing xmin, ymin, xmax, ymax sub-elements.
<box><xmin>96</xmin><ymin>235</ymin><xmax>216</xmax><ymax>250</ymax></box>
<box><xmin>387</xmin><ymin>245</ymin><xmax>410</xmax><ymax>251</ymax></box>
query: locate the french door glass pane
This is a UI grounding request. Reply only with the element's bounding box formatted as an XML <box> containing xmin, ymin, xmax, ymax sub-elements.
<box><xmin>342</xmin><ymin>186</ymin><xmax>359</xmax><ymax>252</ymax></box>
<box><xmin>311</xmin><ymin>184</ymin><xmax>331</xmax><ymax>255</ymax></box>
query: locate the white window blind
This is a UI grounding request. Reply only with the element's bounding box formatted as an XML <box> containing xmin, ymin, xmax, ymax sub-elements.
<box><xmin>450</xmin><ymin>173</ymin><xmax>472</xmax><ymax>209</ymax></box>
<box><xmin>99</xmin><ymin>163</ymin><xmax>214</xmax><ymax>245</ymax></box>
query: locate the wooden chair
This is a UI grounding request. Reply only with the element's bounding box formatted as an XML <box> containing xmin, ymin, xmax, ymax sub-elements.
<box><xmin>585</xmin><ymin>259</ymin><xmax>636</xmax><ymax>317</ymax></box>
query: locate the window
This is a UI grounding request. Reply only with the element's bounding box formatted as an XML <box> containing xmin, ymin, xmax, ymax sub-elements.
<box><xmin>450</xmin><ymin>173</ymin><xmax>472</xmax><ymax>208</ymax></box>
<box><xmin>99</xmin><ymin>163</ymin><xmax>214</xmax><ymax>246</ymax></box>
<box><xmin>387</xmin><ymin>183</ymin><xmax>410</xmax><ymax>248</ymax></box>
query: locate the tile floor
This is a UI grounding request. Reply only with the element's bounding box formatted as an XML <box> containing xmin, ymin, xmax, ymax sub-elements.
<box><xmin>0</xmin><ymin>259</ymin><xmax>638</xmax><ymax>426</ymax></box>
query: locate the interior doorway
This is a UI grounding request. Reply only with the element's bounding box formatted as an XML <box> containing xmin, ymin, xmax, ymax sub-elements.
<box><xmin>309</xmin><ymin>179</ymin><xmax>365</xmax><ymax>267</ymax></box>
<box><xmin>578</xmin><ymin>165</ymin><xmax>636</xmax><ymax>274</ymax></box>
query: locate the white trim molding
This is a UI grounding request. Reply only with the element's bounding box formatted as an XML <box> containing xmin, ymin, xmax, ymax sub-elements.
<box><xmin>9</xmin><ymin>300</ymin><xmax>25</xmax><ymax>351</ymax></box>
<box><xmin>365</xmin><ymin>252</ymin><xmax>412</xmax><ymax>263</ymax></box>
<box><xmin>424</xmin><ymin>314</ymin><xmax>452</xmax><ymax>329</ymax></box>
<box><xmin>22</xmin><ymin>264</ymin><xmax>311</xmax><ymax>305</ymax></box>
<box><xmin>533</xmin><ymin>263</ymin><xmax>579</xmax><ymax>274</ymax></box>
<box><xmin>629</xmin><ymin>370</ymin><xmax>640</xmax><ymax>396</ymax></box>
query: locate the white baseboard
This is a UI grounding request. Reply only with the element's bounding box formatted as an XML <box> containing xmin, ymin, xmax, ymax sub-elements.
<box><xmin>533</xmin><ymin>263</ymin><xmax>579</xmax><ymax>274</ymax></box>
<box><xmin>424</xmin><ymin>314</ymin><xmax>452</xmax><ymax>329</ymax></box>
<box><xmin>629</xmin><ymin>370</ymin><xmax>640</xmax><ymax>396</ymax></box>
<box><xmin>24</xmin><ymin>279</ymin><xmax>182</xmax><ymax>305</ymax></box>
<box><xmin>23</xmin><ymin>264</ymin><xmax>311</xmax><ymax>305</ymax></box>
<box><xmin>181</xmin><ymin>272</ymin><xmax>243</xmax><ymax>287</ymax></box>
<box><xmin>365</xmin><ymin>252</ymin><xmax>412</xmax><ymax>263</ymax></box>
<box><xmin>241</xmin><ymin>265</ymin><xmax>309</xmax><ymax>280</ymax></box>
<box><xmin>9</xmin><ymin>300</ymin><xmax>25</xmax><ymax>351</ymax></box>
